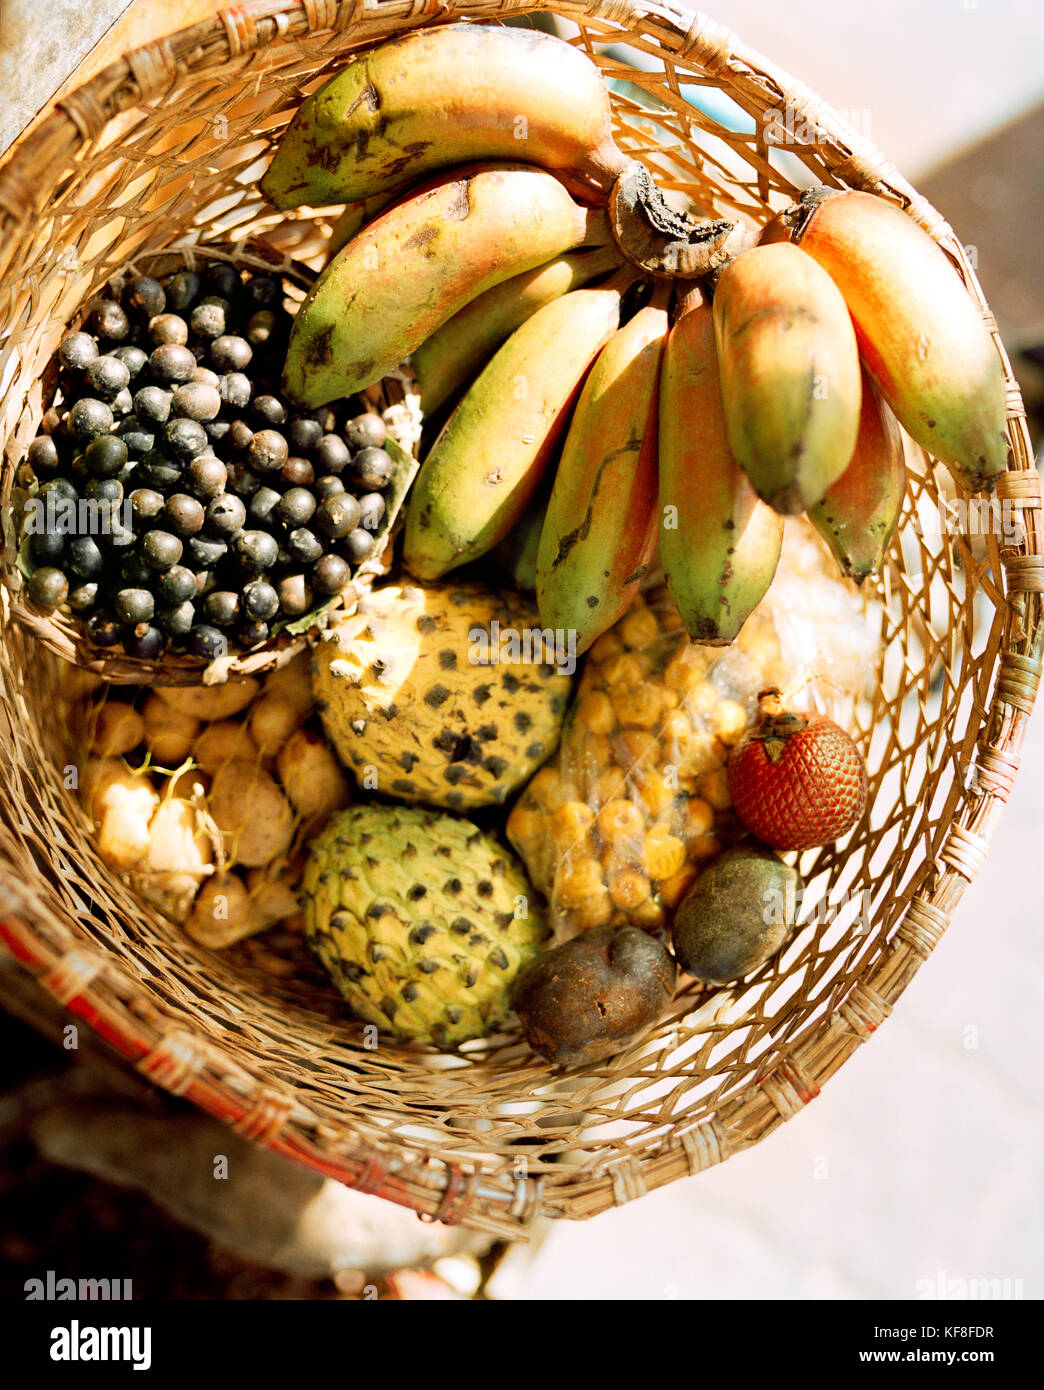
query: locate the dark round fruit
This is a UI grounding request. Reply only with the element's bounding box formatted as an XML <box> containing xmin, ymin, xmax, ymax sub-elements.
<box><xmin>286</xmin><ymin>528</ymin><xmax>323</xmax><ymax>564</ymax></box>
<box><xmin>136</xmin><ymin>454</ymin><xmax>184</xmax><ymax>491</ymax></box>
<box><xmin>26</xmin><ymin>436</ymin><xmax>61</xmax><ymax>476</ymax></box>
<box><xmin>235</xmin><ymin>529</ymin><xmax>279</xmax><ymax>573</ymax></box>
<box><xmin>315</xmin><ymin>407</ymin><xmax>338</xmax><ymax>433</ymax></box>
<box><xmin>149</xmin><ymin>343</ymin><xmax>196</xmax><ymax>384</ymax></box>
<box><xmin>225</xmin><ymin>460</ymin><xmax>259</xmax><ymax>496</ymax></box>
<box><xmin>252</xmin><ymin>395</ymin><xmax>287</xmax><ymax>428</ymax></box>
<box><xmin>171</xmin><ymin>382</ymin><xmax>220</xmax><ymax>422</ymax></box>
<box><xmin>163</xmin><ymin>270</ymin><xmax>200</xmax><ymax>312</ymax></box>
<box><xmin>205</xmin><ymin>419</ymin><xmax>231</xmax><ymax>446</ymax></box>
<box><xmin>67</xmin><ymin>535</ymin><xmax>105</xmax><ymax>579</ymax></box>
<box><xmin>84</xmin><ymin>433</ymin><xmax>128</xmax><ymax>479</ymax></box>
<box><xmin>242</xmin><ymin>579</ymin><xmax>279</xmax><ymax>622</ymax></box>
<box><xmin>164</xmin><ymin>493</ymin><xmax>206</xmax><ymax>536</ymax></box>
<box><xmin>277</xmin><ymin>487</ymin><xmax>317</xmax><ymax>528</ymax></box>
<box><xmin>115</xmin><ymin>417</ymin><xmax>154</xmax><ymax>459</ymax></box>
<box><xmin>124</xmin><ymin>276</ymin><xmax>166</xmax><ymax>320</ymax></box>
<box><xmin>204</xmin><ymin>262</ymin><xmax>240</xmax><ymax>299</ymax></box>
<box><xmin>85</xmin><ymin>354</ymin><xmax>131</xmax><ymax>401</ymax></box>
<box><xmin>148</xmin><ymin>313</ymin><xmax>189</xmax><ymax>347</ymax></box>
<box><xmin>315</xmin><ymin>493</ymin><xmax>361</xmax><ymax>539</ymax></box>
<box><xmin>247</xmin><ymin>429</ymin><xmax>288</xmax><ymax>473</ymax></box>
<box><xmin>124</xmin><ymin>624</ymin><xmax>164</xmax><ymax>660</ymax></box>
<box><xmin>87</xmin><ymin>610</ymin><xmax>123</xmax><ymax>646</ymax></box>
<box><xmin>157</xmin><ymin>565</ymin><xmax>198</xmax><ymax>605</ymax></box>
<box><xmin>29</xmin><ymin>530</ymin><xmax>65</xmax><ymax>565</ymax></box>
<box><xmin>245</xmin><ymin>309</ymin><xmax>278</xmax><ymax>346</ymax></box>
<box><xmin>106</xmin><ymin>519</ymin><xmax>136</xmax><ymax>551</ymax></box>
<box><xmin>357</xmin><ymin>492</ymin><xmax>386</xmax><ymax>531</ymax></box>
<box><xmin>115</xmin><ymin>587</ymin><xmax>155</xmax><ymax>625</ymax></box>
<box><xmin>39</xmin><ymin>477</ymin><xmax>78</xmax><ymax>504</ymax></box>
<box><xmin>242</xmin><ymin>274</ymin><xmax>280</xmax><ymax>308</ymax></box>
<box><xmin>92</xmin><ymin>301</ymin><xmax>130</xmax><ymax>341</ymax></box>
<box><xmin>205</xmin><ymin>493</ymin><xmax>247</xmax><ymax>537</ymax></box>
<box><xmin>68</xmin><ymin>581</ymin><xmax>99</xmax><ymax>613</ymax></box>
<box><xmin>185</xmin><ymin>455</ymin><xmax>227</xmax><ymax>499</ymax></box>
<box><xmin>163</xmin><ymin>417</ymin><xmax>208</xmax><ymax>461</ymax></box>
<box><xmin>85</xmin><ymin>477</ymin><xmax>123</xmax><ymax>503</ymax></box>
<box><xmin>68</xmin><ymin>398</ymin><xmax>114</xmax><ymax>443</ymax></box>
<box><xmin>187</xmin><ymin>624</ymin><xmax>227</xmax><ymax>660</ymax></box>
<box><xmin>158</xmin><ymin>600</ymin><xmax>195</xmax><ymax>637</ymax></box>
<box><xmin>277</xmin><ymin>573</ymin><xmax>312</xmax><ymax>617</ymax></box>
<box><xmin>281</xmin><ymin>455</ymin><xmax>314</xmax><ymax>488</ymax></box>
<box><xmin>344</xmin><ymin>413</ymin><xmax>387</xmax><ymax>451</ymax></box>
<box><xmin>112</xmin><ymin>344</ymin><xmax>148</xmax><ymax>379</ymax></box>
<box><xmin>186</xmin><ymin>535</ymin><xmax>228</xmax><ymax>569</ymax></box>
<box><xmin>129</xmin><ymin>487</ymin><xmax>165</xmax><ymax>522</ymax></box>
<box><xmin>247</xmin><ymin>486</ymin><xmax>281</xmax><ymax>526</ymax></box>
<box><xmin>288</xmin><ymin>416</ymin><xmax>323</xmax><ymax>453</ymax></box>
<box><xmin>218</xmin><ymin>372</ymin><xmax>252</xmax><ymax>410</ymax></box>
<box><xmin>134</xmin><ymin>385</ymin><xmax>172</xmax><ymax>425</ymax></box>
<box><xmin>59</xmin><ymin>332</ymin><xmax>99</xmax><ymax>371</ymax></box>
<box><xmin>313</xmin><ymin>434</ymin><xmax>350</xmax><ymax>475</ymax></box>
<box><xmin>191</xmin><ymin>365</ymin><xmax>221</xmax><ymax>388</ymax></box>
<box><xmin>141</xmin><ymin>529</ymin><xmax>183</xmax><ymax>571</ymax></box>
<box><xmin>228</xmin><ymin>420</ymin><xmax>254</xmax><ymax>453</ymax></box>
<box><xmin>204</xmin><ymin>590</ymin><xmax>240</xmax><ymax>627</ymax></box>
<box><xmin>343</xmin><ymin>528</ymin><xmax>375</xmax><ymax>563</ymax></box>
<box><xmin>27</xmin><ymin>567</ymin><xmax>69</xmax><ymax>612</ymax></box>
<box><xmin>112</xmin><ymin>388</ymin><xmax>134</xmax><ymax>416</ymax></box>
<box><xmin>237</xmin><ymin>619</ymin><xmax>270</xmax><ymax>647</ymax></box>
<box><xmin>313</xmin><ymin>475</ymin><xmax>346</xmax><ymax>501</ymax></box>
<box><xmin>313</xmin><ymin>553</ymin><xmax>350</xmax><ymax>595</ymax></box>
<box><xmin>350</xmin><ymin>446</ymin><xmax>394</xmax><ymax>491</ymax></box>
<box><xmin>210</xmin><ymin>335</ymin><xmax>252</xmax><ymax>373</ymax></box>
<box><xmin>190</xmin><ymin>298</ymin><xmax>227</xmax><ymax>339</ymax></box>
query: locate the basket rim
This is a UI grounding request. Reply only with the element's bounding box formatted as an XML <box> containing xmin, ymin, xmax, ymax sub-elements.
<box><xmin>0</xmin><ymin>0</ymin><xmax>1038</xmax><ymax>1237</ymax></box>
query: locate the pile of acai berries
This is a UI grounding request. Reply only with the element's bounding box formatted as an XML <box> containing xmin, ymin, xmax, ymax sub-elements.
<box><xmin>18</xmin><ymin>261</ymin><xmax>396</xmax><ymax>660</ymax></box>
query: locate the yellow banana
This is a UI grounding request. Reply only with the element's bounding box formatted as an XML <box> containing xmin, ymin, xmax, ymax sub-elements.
<box><xmin>403</xmin><ymin>278</ymin><xmax>628</xmax><ymax>581</ymax></box>
<box><xmin>786</xmin><ymin>188</ymin><xmax>1009</xmax><ymax>491</ymax></box>
<box><xmin>659</xmin><ymin>290</ymin><xmax>783</xmax><ymax>643</ymax></box>
<box><xmin>808</xmin><ymin>368</ymin><xmax>905</xmax><ymax>581</ymax></box>
<box><xmin>411</xmin><ymin>245</ymin><xmax>621</xmax><ymax>416</ymax></box>
<box><xmin>325</xmin><ymin>191</ymin><xmax>397</xmax><ymax>264</ymax></box>
<box><xmin>536</xmin><ymin>288</ymin><xmax>668</xmax><ymax>653</ymax></box>
<box><xmin>712</xmin><ymin>242</ymin><xmax>862</xmax><ymax>514</ymax></box>
<box><xmin>261</xmin><ymin>23</ymin><xmax>627</xmax><ymax>210</ymax></box>
<box><xmin>282</xmin><ymin>164</ymin><xmax>608</xmax><ymax>407</ymax></box>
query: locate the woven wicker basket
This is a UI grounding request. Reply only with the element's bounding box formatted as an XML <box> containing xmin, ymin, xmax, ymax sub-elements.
<box><xmin>0</xmin><ymin>0</ymin><xmax>1037</xmax><ymax>1238</ymax></box>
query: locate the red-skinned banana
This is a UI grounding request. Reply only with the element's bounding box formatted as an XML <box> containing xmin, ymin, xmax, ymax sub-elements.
<box><xmin>712</xmin><ymin>242</ymin><xmax>862</xmax><ymax>514</ymax></box>
<box><xmin>282</xmin><ymin>164</ymin><xmax>609</xmax><ymax>406</ymax></box>
<box><xmin>659</xmin><ymin>287</ymin><xmax>783</xmax><ymax>644</ymax></box>
<box><xmin>535</xmin><ymin>286</ymin><xmax>668</xmax><ymax>653</ymax></box>
<box><xmin>808</xmin><ymin>368</ymin><xmax>905</xmax><ymax>582</ymax></box>
<box><xmin>780</xmin><ymin>188</ymin><xmax>1008</xmax><ymax>492</ymax></box>
<box><xmin>403</xmin><ymin>274</ymin><xmax>631</xmax><ymax>581</ymax></box>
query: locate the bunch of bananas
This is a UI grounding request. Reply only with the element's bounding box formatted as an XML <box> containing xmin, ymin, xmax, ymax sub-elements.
<box><xmin>264</xmin><ymin>23</ymin><xmax>1010</xmax><ymax>654</ymax></box>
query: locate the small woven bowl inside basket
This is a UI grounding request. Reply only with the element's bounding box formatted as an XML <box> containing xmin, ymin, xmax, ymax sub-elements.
<box><xmin>6</xmin><ymin>239</ymin><xmax>420</xmax><ymax>687</ymax></box>
<box><xmin>0</xmin><ymin>0</ymin><xmax>1038</xmax><ymax>1238</ymax></box>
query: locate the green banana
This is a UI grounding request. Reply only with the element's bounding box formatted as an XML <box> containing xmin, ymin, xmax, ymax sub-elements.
<box><xmin>282</xmin><ymin>164</ymin><xmax>608</xmax><ymax>407</ymax></box>
<box><xmin>403</xmin><ymin>279</ymin><xmax>628</xmax><ymax>582</ymax></box>
<box><xmin>261</xmin><ymin>23</ymin><xmax>626</xmax><ymax>210</ymax></box>
<box><xmin>536</xmin><ymin>288</ymin><xmax>668</xmax><ymax>653</ymax></box>
<box><xmin>659</xmin><ymin>290</ymin><xmax>783</xmax><ymax>643</ymax></box>
<box><xmin>411</xmin><ymin>245</ymin><xmax>621</xmax><ymax>416</ymax></box>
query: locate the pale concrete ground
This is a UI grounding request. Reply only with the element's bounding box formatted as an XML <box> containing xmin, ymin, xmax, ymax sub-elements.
<box><xmin>1</xmin><ymin>0</ymin><xmax>1042</xmax><ymax>1299</ymax></box>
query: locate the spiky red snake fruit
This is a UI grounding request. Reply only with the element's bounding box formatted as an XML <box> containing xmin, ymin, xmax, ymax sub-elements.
<box><xmin>726</xmin><ymin>689</ymin><xmax>868</xmax><ymax>851</ymax></box>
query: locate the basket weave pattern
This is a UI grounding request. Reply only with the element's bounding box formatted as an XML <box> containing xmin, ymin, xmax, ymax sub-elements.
<box><xmin>0</xmin><ymin>0</ymin><xmax>1038</xmax><ymax>1236</ymax></box>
